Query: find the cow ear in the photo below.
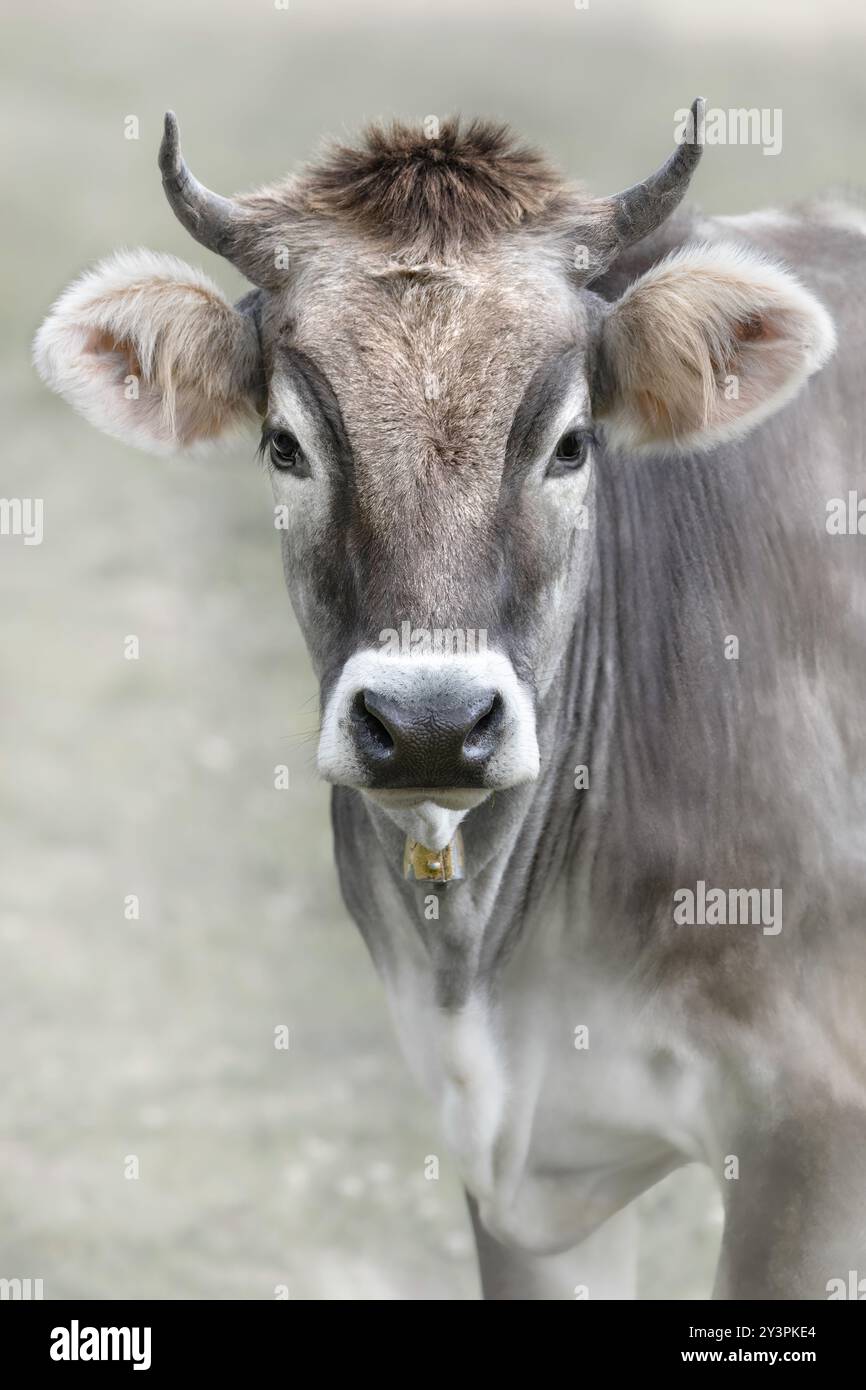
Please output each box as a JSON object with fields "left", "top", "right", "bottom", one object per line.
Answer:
{"left": 33, "top": 250, "right": 263, "bottom": 455}
{"left": 596, "top": 243, "right": 836, "bottom": 453}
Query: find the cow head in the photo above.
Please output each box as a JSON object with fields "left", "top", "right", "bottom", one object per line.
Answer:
{"left": 35, "top": 101, "right": 835, "bottom": 852}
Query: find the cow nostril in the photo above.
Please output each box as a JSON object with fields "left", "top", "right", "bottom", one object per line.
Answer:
{"left": 349, "top": 686, "right": 505, "bottom": 783}
{"left": 463, "top": 693, "right": 504, "bottom": 758}
{"left": 351, "top": 691, "right": 395, "bottom": 756}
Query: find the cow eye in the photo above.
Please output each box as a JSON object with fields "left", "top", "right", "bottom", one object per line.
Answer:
{"left": 548, "top": 428, "right": 592, "bottom": 476}
{"left": 269, "top": 430, "right": 302, "bottom": 469}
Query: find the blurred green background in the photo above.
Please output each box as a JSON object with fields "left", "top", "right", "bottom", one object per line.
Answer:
{"left": 2, "top": 0, "right": 863, "bottom": 1299}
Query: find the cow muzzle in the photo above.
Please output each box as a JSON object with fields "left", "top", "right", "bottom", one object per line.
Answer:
{"left": 317, "top": 649, "right": 540, "bottom": 847}
{"left": 351, "top": 684, "right": 504, "bottom": 788}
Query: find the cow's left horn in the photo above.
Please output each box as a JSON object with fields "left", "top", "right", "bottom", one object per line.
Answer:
{"left": 577, "top": 97, "right": 706, "bottom": 279}
{"left": 159, "top": 112, "right": 268, "bottom": 286}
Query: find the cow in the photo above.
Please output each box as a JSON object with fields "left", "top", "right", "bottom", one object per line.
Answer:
{"left": 34, "top": 99, "right": 866, "bottom": 1300}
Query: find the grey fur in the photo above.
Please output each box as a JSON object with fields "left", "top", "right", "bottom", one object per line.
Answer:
{"left": 34, "top": 110, "right": 866, "bottom": 1299}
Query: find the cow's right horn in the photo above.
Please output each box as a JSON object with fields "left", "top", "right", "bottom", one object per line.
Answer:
{"left": 159, "top": 112, "right": 278, "bottom": 288}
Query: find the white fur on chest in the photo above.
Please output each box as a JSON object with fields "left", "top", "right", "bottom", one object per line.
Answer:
{"left": 381, "top": 882, "right": 716, "bottom": 1250}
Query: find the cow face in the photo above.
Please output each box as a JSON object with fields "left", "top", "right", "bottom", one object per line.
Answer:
{"left": 34, "top": 111, "right": 835, "bottom": 848}
{"left": 259, "top": 245, "right": 600, "bottom": 844}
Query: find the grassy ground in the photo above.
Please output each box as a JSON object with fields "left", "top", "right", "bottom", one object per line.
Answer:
{"left": 2, "top": 0, "right": 862, "bottom": 1298}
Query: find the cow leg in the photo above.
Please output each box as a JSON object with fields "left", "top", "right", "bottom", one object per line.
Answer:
{"left": 466, "top": 1194, "right": 637, "bottom": 1300}
{"left": 713, "top": 1104, "right": 866, "bottom": 1300}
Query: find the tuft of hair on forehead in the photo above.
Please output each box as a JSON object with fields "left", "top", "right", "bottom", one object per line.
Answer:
{"left": 294, "top": 117, "right": 566, "bottom": 259}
